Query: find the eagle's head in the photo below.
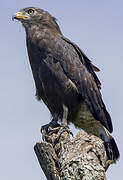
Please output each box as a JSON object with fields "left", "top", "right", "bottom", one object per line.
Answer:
{"left": 12, "top": 7, "right": 61, "bottom": 33}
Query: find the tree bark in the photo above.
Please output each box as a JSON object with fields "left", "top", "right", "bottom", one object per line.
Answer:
{"left": 34, "top": 127, "right": 112, "bottom": 180}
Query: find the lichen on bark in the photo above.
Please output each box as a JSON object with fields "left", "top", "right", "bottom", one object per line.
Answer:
{"left": 34, "top": 127, "right": 112, "bottom": 180}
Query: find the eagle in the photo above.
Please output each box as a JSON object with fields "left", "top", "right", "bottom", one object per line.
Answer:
{"left": 13, "top": 7, "right": 119, "bottom": 161}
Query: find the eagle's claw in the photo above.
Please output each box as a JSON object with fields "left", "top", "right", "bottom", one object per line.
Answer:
{"left": 41, "top": 120, "right": 60, "bottom": 140}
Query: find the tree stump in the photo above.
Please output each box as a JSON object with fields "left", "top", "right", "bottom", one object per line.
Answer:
{"left": 34, "top": 127, "right": 113, "bottom": 180}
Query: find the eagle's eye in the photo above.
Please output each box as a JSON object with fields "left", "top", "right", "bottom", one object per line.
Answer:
{"left": 27, "top": 9, "right": 34, "bottom": 15}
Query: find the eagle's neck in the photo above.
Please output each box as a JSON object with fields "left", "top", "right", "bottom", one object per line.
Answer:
{"left": 24, "top": 20, "right": 62, "bottom": 40}
{"left": 25, "top": 23, "right": 62, "bottom": 50}
{"left": 25, "top": 25, "right": 41, "bottom": 38}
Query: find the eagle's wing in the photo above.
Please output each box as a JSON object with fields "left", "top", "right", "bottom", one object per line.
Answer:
{"left": 52, "top": 36, "right": 113, "bottom": 133}
{"left": 62, "top": 37, "right": 101, "bottom": 89}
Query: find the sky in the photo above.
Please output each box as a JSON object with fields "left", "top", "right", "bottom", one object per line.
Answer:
{"left": 0, "top": 0, "right": 123, "bottom": 179}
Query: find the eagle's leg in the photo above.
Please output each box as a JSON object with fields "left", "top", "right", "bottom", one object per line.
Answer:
{"left": 53, "top": 104, "right": 73, "bottom": 141}
{"left": 41, "top": 105, "right": 72, "bottom": 141}
{"left": 41, "top": 104, "right": 68, "bottom": 134}
{"left": 51, "top": 104, "right": 73, "bottom": 145}
{"left": 61, "top": 104, "right": 68, "bottom": 126}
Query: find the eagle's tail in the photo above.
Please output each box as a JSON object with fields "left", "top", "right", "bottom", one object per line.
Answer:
{"left": 101, "top": 128, "right": 120, "bottom": 161}
{"left": 104, "top": 137, "right": 120, "bottom": 161}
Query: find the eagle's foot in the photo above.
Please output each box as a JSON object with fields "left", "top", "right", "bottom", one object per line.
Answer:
{"left": 41, "top": 122, "right": 73, "bottom": 143}
{"left": 41, "top": 120, "right": 60, "bottom": 141}
{"left": 53, "top": 125, "right": 73, "bottom": 145}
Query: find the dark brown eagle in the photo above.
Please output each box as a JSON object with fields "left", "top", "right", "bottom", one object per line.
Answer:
{"left": 13, "top": 7, "right": 119, "bottom": 161}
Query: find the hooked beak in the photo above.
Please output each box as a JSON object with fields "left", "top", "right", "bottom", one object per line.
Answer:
{"left": 12, "top": 11, "right": 28, "bottom": 21}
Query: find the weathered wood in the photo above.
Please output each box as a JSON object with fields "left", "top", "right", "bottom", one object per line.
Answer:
{"left": 34, "top": 127, "right": 112, "bottom": 180}
{"left": 34, "top": 142, "right": 60, "bottom": 180}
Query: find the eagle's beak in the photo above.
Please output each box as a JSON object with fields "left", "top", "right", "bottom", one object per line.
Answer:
{"left": 12, "top": 12, "right": 28, "bottom": 21}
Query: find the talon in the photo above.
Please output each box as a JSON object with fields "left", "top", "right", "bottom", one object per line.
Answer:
{"left": 41, "top": 124, "right": 50, "bottom": 134}
{"left": 41, "top": 120, "right": 60, "bottom": 141}
{"left": 53, "top": 125, "right": 73, "bottom": 146}
{"left": 63, "top": 126, "right": 73, "bottom": 137}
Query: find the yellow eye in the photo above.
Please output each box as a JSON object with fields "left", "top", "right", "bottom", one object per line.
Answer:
{"left": 27, "top": 9, "right": 34, "bottom": 14}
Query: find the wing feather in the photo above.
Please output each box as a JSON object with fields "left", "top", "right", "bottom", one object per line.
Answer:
{"left": 62, "top": 37, "right": 101, "bottom": 89}
{"left": 53, "top": 36, "right": 113, "bottom": 133}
